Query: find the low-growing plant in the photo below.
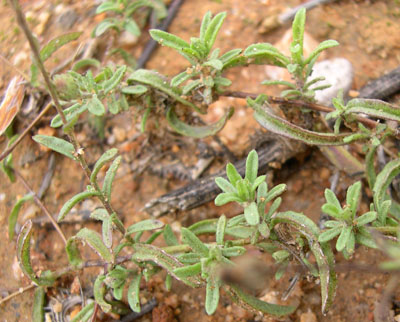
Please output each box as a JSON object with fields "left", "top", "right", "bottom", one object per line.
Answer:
{"left": 2, "top": 2, "right": 400, "bottom": 321}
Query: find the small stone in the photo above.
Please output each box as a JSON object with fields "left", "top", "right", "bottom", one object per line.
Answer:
{"left": 13, "top": 51, "right": 28, "bottom": 66}
{"left": 118, "top": 31, "right": 139, "bottom": 47}
{"left": 35, "top": 11, "right": 51, "bottom": 35}
{"left": 56, "top": 9, "right": 79, "bottom": 29}
{"left": 310, "top": 58, "right": 353, "bottom": 106}
{"left": 320, "top": 167, "right": 330, "bottom": 181}
{"left": 300, "top": 311, "right": 317, "bottom": 322}
{"left": 113, "top": 127, "right": 127, "bottom": 142}
{"left": 164, "top": 293, "right": 179, "bottom": 308}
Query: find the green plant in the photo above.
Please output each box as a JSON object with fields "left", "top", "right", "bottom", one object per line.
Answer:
{"left": 2, "top": 2, "right": 400, "bottom": 321}
{"left": 92, "top": 0, "right": 167, "bottom": 38}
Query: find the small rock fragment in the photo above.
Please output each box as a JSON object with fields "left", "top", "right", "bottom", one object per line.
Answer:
{"left": 300, "top": 311, "right": 317, "bottom": 322}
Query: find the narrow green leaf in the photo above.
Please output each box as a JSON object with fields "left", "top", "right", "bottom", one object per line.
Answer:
{"left": 205, "top": 276, "right": 220, "bottom": 315}
{"left": 216, "top": 215, "right": 227, "bottom": 245}
{"left": 324, "top": 189, "right": 342, "bottom": 210}
{"left": 128, "top": 274, "right": 142, "bottom": 313}
{"left": 32, "top": 287, "right": 45, "bottom": 322}
{"left": 103, "top": 65, "right": 127, "bottom": 93}
{"left": 129, "top": 69, "right": 202, "bottom": 113}
{"left": 266, "top": 197, "right": 282, "bottom": 219}
{"left": 336, "top": 226, "right": 352, "bottom": 252}
{"left": 123, "top": 18, "right": 140, "bottom": 36}
{"left": 261, "top": 80, "right": 297, "bottom": 88}
{"left": 51, "top": 103, "right": 87, "bottom": 128}
{"left": 132, "top": 243, "right": 201, "bottom": 287}
{"left": 121, "top": 85, "right": 148, "bottom": 95}
{"left": 251, "top": 175, "right": 266, "bottom": 193}
{"left": 87, "top": 95, "right": 105, "bottom": 116}
{"left": 354, "top": 211, "right": 377, "bottom": 227}
{"left": 321, "top": 203, "right": 341, "bottom": 219}
{"left": 90, "top": 208, "right": 109, "bottom": 221}
{"left": 250, "top": 101, "right": 349, "bottom": 145}
{"left": 94, "top": 275, "right": 112, "bottom": 313}
{"left": 96, "top": 1, "right": 121, "bottom": 14}
{"left": 373, "top": 158, "right": 400, "bottom": 210}
{"left": 167, "top": 106, "right": 233, "bottom": 138}
{"left": 58, "top": 191, "right": 100, "bottom": 222}
{"left": 71, "top": 302, "right": 95, "bottom": 322}
{"left": 243, "top": 43, "right": 289, "bottom": 67}
{"left": 304, "top": 40, "right": 339, "bottom": 65}
{"left": 229, "top": 284, "right": 296, "bottom": 316}
{"left": 93, "top": 19, "right": 119, "bottom": 37}
{"left": 215, "top": 177, "right": 236, "bottom": 193}
{"left": 102, "top": 156, "right": 122, "bottom": 201}
{"left": 245, "top": 150, "right": 258, "bottom": 184}
{"left": 220, "top": 48, "right": 242, "bottom": 64}
{"left": 66, "top": 237, "right": 83, "bottom": 268}
{"left": 291, "top": 8, "right": 306, "bottom": 60}
{"left": 346, "top": 181, "right": 361, "bottom": 216}
{"left": 244, "top": 202, "right": 260, "bottom": 225}
{"left": 90, "top": 148, "right": 119, "bottom": 183}
{"left": 366, "top": 145, "right": 377, "bottom": 189}
{"left": 204, "top": 12, "right": 226, "bottom": 51}
{"left": 102, "top": 217, "right": 113, "bottom": 248}
{"left": 181, "top": 227, "right": 209, "bottom": 257}
{"left": 226, "top": 163, "right": 242, "bottom": 186}
{"left": 149, "top": 29, "right": 190, "bottom": 51}
{"left": 173, "top": 262, "right": 202, "bottom": 278}
{"left": 318, "top": 227, "right": 342, "bottom": 243}
{"left": 170, "top": 71, "right": 192, "bottom": 87}
{"left": 203, "top": 59, "right": 223, "bottom": 70}
{"left": 33, "top": 135, "right": 76, "bottom": 160}
{"left": 40, "top": 32, "right": 82, "bottom": 62}
{"left": 222, "top": 246, "right": 246, "bottom": 257}
{"left": 126, "top": 219, "right": 164, "bottom": 235}
{"left": 17, "top": 220, "right": 39, "bottom": 284}
{"left": 8, "top": 194, "right": 34, "bottom": 240}
{"left": 76, "top": 228, "right": 113, "bottom": 262}
{"left": 323, "top": 220, "right": 341, "bottom": 228}
{"left": 200, "top": 11, "right": 212, "bottom": 42}
{"left": 346, "top": 99, "right": 400, "bottom": 122}
{"left": 265, "top": 184, "right": 286, "bottom": 203}
{"left": 163, "top": 224, "right": 179, "bottom": 246}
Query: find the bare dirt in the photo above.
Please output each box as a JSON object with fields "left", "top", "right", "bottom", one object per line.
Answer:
{"left": 1, "top": 0, "right": 400, "bottom": 321}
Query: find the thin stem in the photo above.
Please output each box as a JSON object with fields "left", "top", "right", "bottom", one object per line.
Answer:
{"left": 13, "top": 168, "right": 67, "bottom": 245}
{"left": 0, "top": 101, "right": 53, "bottom": 162}
{"left": 0, "top": 284, "right": 35, "bottom": 306}
{"left": 9, "top": 0, "right": 125, "bottom": 235}
{"left": 221, "top": 91, "right": 379, "bottom": 129}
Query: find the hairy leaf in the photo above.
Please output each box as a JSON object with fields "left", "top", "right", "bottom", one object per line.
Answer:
{"left": 245, "top": 150, "right": 258, "bottom": 184}
{"left": 71, "top": 302, "right": 95, "bottom": 322}
{"left": 126, "top": 219, "right": 164, "bottom": 235}
{"left": 9, "top": 194, "right": 34, "bottom": 240}
{"left": 204, "top": 12, "right": 226, "bottom": 51}
{"left": 305, "top": 40, "right": 339, "bottom": 65}
{"left": 346, "top": 99, "right": 400, "bottom": 122}
{"left": 17, "top": 220, "right": 40, "bottom": 284}
{"left": 181, "top": 227, "right": 209, "bottom": 257}
{"left": 40, "top": 32, "right": 82, "bottom": 62}
{"left": 128, "top": 273, "right": 142, "bottom": 312}
{"left": 166, "top": 106, "right": 233, "bottom": 138}
{"left": 94, "top": 275, "right": 112, "bottom": 313}
{"left": 32, "top": 287, "right": 45, "bottom": 322}
{"left": 373, "top": 158, "right": 400, "bottom": 210}
{"left": 102, "top": 156, "right": 122, "bottom": 200}
{"left": 90, "top": 148, "right": 119, "bottom": 183}
{"left": 76, "top": 228, "right": 113, "bottom": 262}
{"left": 58, "top": 191, "right": 100, "bottom": 222}
{"left": 216, "top": 215, "right": 227, "bottom": 245}
{"left": 33, "top": 135, "right": 76, "bottom": 160}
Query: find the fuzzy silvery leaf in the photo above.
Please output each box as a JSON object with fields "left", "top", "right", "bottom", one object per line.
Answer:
{"left": 216, "top": 215, "right": 227, "bottom": 245}
{"left": 324, "top": 189, "right": 342, "bottom": 210}
{"left": 51, "top": 103, "right": 87, "bottom": 128}
{"left": 32, "top": 287, "right": 45, "bottom": 322}
{"left": 58, "top": 190, "right": 100, "bottom": 222}
{"left": 128, "top": 273, "right": 142, "bottom": 312}
{"left": 291, "top": 8, "right": 306, "bottom": 60}
{"left": 236, "top": 180, "right": 250, "bottom": 201}
{"left": 123, "top": 18, "right": 140, "bottom": 36}
{"left": 346, "top": 181, "right": 361, "bottom": 217}
{"left": 90, "top": 148, "right": 119, "bottom": 183}
{"left": 166, "top": 106, "right": 233, "bottom": 138}
{"left": 215, "top": 177, "right": 236, "bottom": 193}
{"left": 244, "top": 43, "right": 289, "bottom": 67}
{"left": 8, "top": 194, "right": 33, "bottom": 240}
{"left": 305, "top": 40, "right": 339, "bottom": 65}
{"left": 96, "top": 1, "right": 121, "bottom": 14}
{"left": 373, "top": 158, "right": 400, "bottom": 211}
{"left": 244, "top": 202, "right": 260, "bottom": 225}
{"left": 17, "top": 221, "right": 40, "bottom": 284}
{"left": 93, "top": 19, "right": 119, "bottom": 37}
{"left": 170, "top": 71, "right": 192, "bottom": 87}
{"left": 354, "top": 211, "right": 377, "bottom": 227}
{"left": 221, "top": 246, "right": 246, "bottom": 257}
{"left": 149, "top": 29, "right": 190, "bottom": 52}
{"left": 199, "top": 11, "right": 212, "bottom": 42}
{"left": 121, "top": 85, "right": 148, "bottom": 95}
{"left": 76, "top": 228, "right": 113, "bottom": 262}
{"left": 66, "top": 237, "right": 83, "bottom": 268}
{"left": 163, "top": 224, "right": 179, "bottom": 246}
{"left": 126, "top": 219, "right": 164, "bottom": 235}
{"left": 102, "top": 156, "right": 121, "bottom": 200}
{"left": 226, "top": 163, "right": 242, "bottom": 186}
{"left": 205, "top": 273, "right": 221, "bottom": 315}
{"left": 103, "top": 65, "right": 127, "bottom": 94}
{"left": 265, "top": 184, "right": 286, "bottom": 203}
{"left": 265, "top": 197, "right": 282, "bottom": 220}
{"left": 173, "top": 262, "right": 202, "bottom": 278}
{"left": 245, "top": 150, "right": 258, "bottom": 184}
{"left": 94, "top": 275, "right": 112, "bottom": 313}
{"left": 33, "top": 135, "right": 76, "bottom": 160}
{"left": 181, "top": 227, "right": 209, "bottom": 257}
{"left": 318, "top": 227, "right": 342, "bottom": 243}
{"left": 336, "top": 226, "right": 351, "bottom": 252}
{"left": 203, "top": 59, "right": 223, "bottom": 71}
{"left": 204, "top": 12, "right": 226, "bottom": 51}
{"left": 40, "top": 32, "right": 82, "bottom": 62}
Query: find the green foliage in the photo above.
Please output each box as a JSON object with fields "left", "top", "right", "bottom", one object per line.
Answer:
{"left": 93, "top": 0, "right": 167, "bottom": 37}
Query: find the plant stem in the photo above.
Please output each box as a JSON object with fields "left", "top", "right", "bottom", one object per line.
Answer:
{"left": 221, "top": 90, "right": 379, "bottom": 129}
{"left": 9, "top": 0, "right": 125, "bottom": 235}
{"left": 13, "top": 168, "right": 67, "bottom": 245}
{"left": 0, "top": 284, "right": 35, "bottom": 306}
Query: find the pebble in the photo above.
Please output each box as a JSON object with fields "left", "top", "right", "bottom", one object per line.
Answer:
{"left": 13, "top": 51, "right": 28, "bottom": 66}
{"left": 56, "top": 8, "right": 79, "bottom": 29}
{"left": 118, "top": 31, "right": 139, "bottom": 47}
{"left": 310, "top": 58, "right": 353, "bottom": 106}
{"left": 34, "top": 11, "right": 51, "bottom": 35}
{"left": 394, "top": 315, "right": 400, "bottom": 322}
{"left": 164, "top": 293, "right": 179, "bottom": 308}
{"left": 300, "top": 311, "right": 317, "bottom": 322}
{"left": 113, "top": 126, "right": 127, "bottom": 142}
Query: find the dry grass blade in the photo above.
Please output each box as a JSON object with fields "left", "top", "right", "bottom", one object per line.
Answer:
{"left": 0, "top": 76, "right": 24, "bottom": 135}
